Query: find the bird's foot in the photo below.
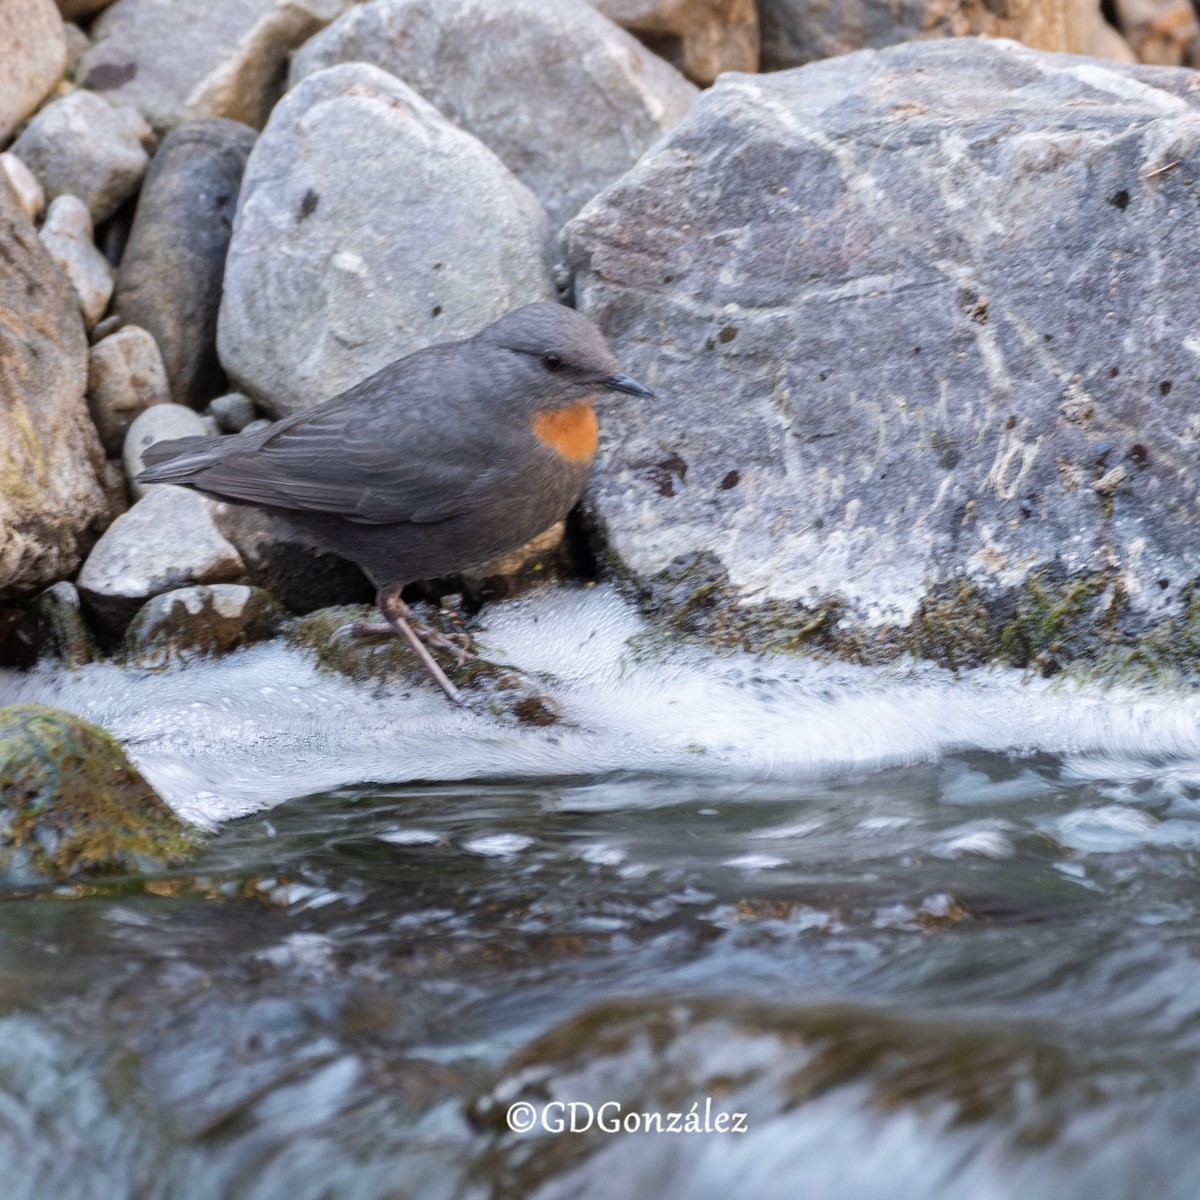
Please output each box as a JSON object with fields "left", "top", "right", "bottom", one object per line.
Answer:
{"left": 409, "top": 622, "right": 473, "bottom": 665}
{"left": 329, "top": 619, "right": 472, "bottom": 665}
{"left": 329, "top": 620, "right": 394, "bottom": 645}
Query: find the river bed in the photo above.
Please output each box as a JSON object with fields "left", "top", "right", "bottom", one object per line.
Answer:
{"left": 1, "top": 586, "right": 1199, "bottom": 1198}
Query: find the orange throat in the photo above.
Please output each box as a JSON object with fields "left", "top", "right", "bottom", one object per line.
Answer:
{"left": 531, "top": 401, "right": 599, "bottom": 463}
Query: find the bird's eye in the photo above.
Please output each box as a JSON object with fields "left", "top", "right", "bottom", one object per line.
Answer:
{"left": 542, "top": 352, "right": 563, "bottom": 371}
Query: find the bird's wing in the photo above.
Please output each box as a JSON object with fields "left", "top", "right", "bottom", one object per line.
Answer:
{"left": 143, "top": 374, "right": 499, "bottom": 526}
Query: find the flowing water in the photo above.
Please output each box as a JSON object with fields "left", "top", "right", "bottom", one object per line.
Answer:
{"left": 2, "top": 585, "right": 1200, "bottom": 1199}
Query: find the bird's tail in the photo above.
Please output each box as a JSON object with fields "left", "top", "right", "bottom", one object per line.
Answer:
{"left": 137, "top": 434, "right": 229, "bottom": 484}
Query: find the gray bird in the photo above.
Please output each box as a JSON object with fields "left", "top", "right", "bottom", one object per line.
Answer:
{"left": 137, "top": 303, "right": 653, "bottom": 702}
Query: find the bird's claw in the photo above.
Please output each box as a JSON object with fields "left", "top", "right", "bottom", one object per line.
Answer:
{"left": 411, "top": 624, "right": 474, "bottom": 665}
{"left": 329, "top": 620, "right": 393, "bottom": 646}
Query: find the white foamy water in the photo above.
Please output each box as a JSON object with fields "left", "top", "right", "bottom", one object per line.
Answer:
{"left": 2, "top": 585, "right": 1199, "bottom": 826}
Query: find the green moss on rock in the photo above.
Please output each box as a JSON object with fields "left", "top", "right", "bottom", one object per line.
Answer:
{"left": 995, "top": 571, "right": 1109, "bottom": 674}
{"left": 0, "top": 704, "right": 200, "bottom": 884}
{"left": 120, "top": 584, "right": 283, "bottom": 668}
{"left": 633, "top": 549, "right": 1129, "bottom": 679}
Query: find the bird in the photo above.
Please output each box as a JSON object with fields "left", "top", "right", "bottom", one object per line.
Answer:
{"left": 136, "top": 302, "right": 654, "bottom": 703}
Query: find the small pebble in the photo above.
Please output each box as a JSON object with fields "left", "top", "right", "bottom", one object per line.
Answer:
{"left": 0, "top": 152, "right": 45, "bottom": 221}
{"left": 207, "top": 392, "right": 257, "bottom": 434}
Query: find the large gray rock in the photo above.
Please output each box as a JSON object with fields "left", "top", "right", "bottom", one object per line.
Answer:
{"left": 39, "top": 194, "right": 114, "bottom": 329}
{"left": 86, "top": 324, "right": 171, "bottom": 455}
{"left": 757, "top": 0, "right": 1118, "bottom": 69}
{"left": 76, "top": 0, "right": 354, "bottom": 134}
{"left": 565, "top": 39, "right": 1200, "bottom": 668}
{"left": 77, "top": 485, "right": 246, "bottom": 632}
{"left": 219, "top": 63, "right": 556, "bottom": 418}
{"left": 11, "top": 90, "right": 154, "bottom": 224}
{"left": 0, "top": 176, "right": 110, "bottom": 601}
{"left": 0, "top": 0, "right": 66, "bottom": 145}
{"left": 112, "top": 118, "right": 256, "bottom": 408}
{"left": 589, "top": 0, "right": 760, "bottom": 85}
{"left": 289, "top": 0, "right": 697, "bottom": 231}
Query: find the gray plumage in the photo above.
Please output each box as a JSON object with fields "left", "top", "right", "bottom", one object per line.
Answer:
{"left": 138, "top": 302, "right": 651, "bottom": 594}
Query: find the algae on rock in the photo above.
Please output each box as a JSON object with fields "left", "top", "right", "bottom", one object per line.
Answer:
{"left": 0, "top": 704, "right": 199, "bottom": 884}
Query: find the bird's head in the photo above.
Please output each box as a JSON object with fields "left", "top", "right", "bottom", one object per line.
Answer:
{"left": 474, "top": 302, "right": 654, "bottom": 415}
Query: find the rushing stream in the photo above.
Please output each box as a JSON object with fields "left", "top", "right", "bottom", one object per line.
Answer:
{"left": 2, "top": 585, "right": 1200, "bottom": 1198}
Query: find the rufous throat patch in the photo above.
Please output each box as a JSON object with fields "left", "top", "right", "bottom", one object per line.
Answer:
{"left": 532, "top": 402, "right": 599, "bottom": 462}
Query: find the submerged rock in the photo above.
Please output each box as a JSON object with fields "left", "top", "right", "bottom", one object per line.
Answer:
{"left": 113, "top": 118, "right": 257, "bottom": 409}
{"left": 290, "top": 0, "right": 698, "bottom": 230}
{"left": 121, "top": 583, "right": 282, "bottom": 666}
{"left": 0, "top": 704, "right": 197, "bottom": 884}
{"left": 218, "top": 63, "right": 555, "bottom": 418}
{"left": 565, "top": 39, "right": 1200, "bottom": 671}
{"left": 0, "top": 176, "right": 111, "bottom": 601}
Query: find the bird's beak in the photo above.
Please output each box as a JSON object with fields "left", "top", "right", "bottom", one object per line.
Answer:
{"left": 604, "top": 372, "right": 654, "bottom": 398}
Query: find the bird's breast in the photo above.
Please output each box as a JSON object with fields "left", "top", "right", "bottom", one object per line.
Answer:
{"left": 530, "top": 401, "right": 599, "bottom": 463}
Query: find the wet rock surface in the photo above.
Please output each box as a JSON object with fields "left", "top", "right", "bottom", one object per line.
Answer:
{"left": 290, "top": 0, "right": 698, "bottom": 230}
{"left": 0, "top": 703, "right": 196, "bottom": 883}
{"left": 0, "top": 178, "right": 110, "bottom": 601}
{"left": 121, "top": 583, "right": 282, "bottom": 665}
{"left": 11, "top": 89, "right": 154, "bottom": 224}
{"left": 112, "top": 118, "right": 257, "bottom": 409}
{"left": 566, "top": 38, "right": 1200, "bottom": 667}
{"left": 77, "top": 485, "right": 246, "bottom": 633}
{"left": 32, "top": 581, "right": 98, "bottom": 667}
{"left": 218, "top": 63, "right": 555, "bottom": 418}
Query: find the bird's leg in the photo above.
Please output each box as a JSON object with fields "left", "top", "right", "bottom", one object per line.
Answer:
{"left": 378, "top": 589, "right": 462, "bottom": 704}
{"left": 406, "top": 617, "right": 473, "bottom": 664}
{"left": 330, "top": 615, "right": 473, "bottom": 664}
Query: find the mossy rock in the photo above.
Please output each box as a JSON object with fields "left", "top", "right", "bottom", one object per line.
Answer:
{"left": 120, "top": 584, "right": 283, "bottom": 668}
{"left": 0, "top": 705, "right": 200, "bottom": 884}
{"left": 285, "top": 604, "right": 559, "bottom": 722}
{"left": 633, "top": 550, "right": 1135, "bottom": 679}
